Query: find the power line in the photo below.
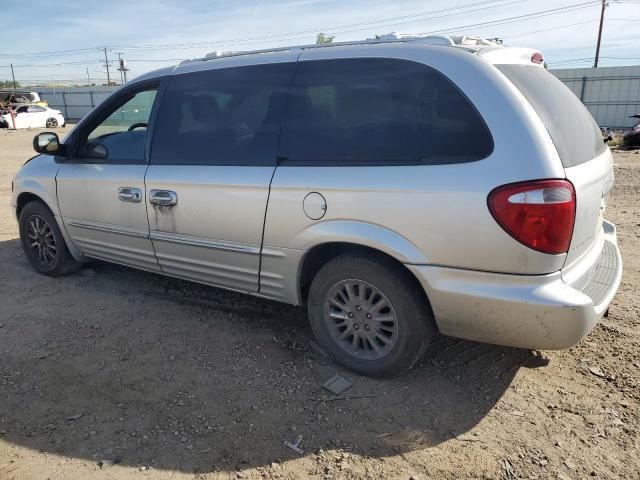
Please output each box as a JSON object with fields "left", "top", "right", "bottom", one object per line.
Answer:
{"left": 124, "top": 0, "right": 598, "bottom": 51}
{"left": 500, "top": 17, "right": 639, "bottom": 39}
{"left": 0, "top": 60, "right": 106, "bottom": 68}
{"left": 175, "top": 0, "right": 600, "bottom": 49}
{"left": 0, "top": 47, "right": 99, "bottom": 59}
{"left": 111, "top": 0, "right": 528, "bottom": 50}
{"left": 17, "top": 13, "right": 630, "bottom": 69}
{"left": 0, "top": 0, "right": 520, "bottom": 57}
{"left": 412, "top": 1, "right": 601, "bottom": 36}
{"left": 0, "top": 0, "right": 588, "bottom": 57}
{"left": 89, "top": 0, "right": 602, "bottom": 60}
{"left": 502, "top": 19, "right": 597, "bottom": 38}
{"left": 2, "top": 0, "right": 636, "bottom": 81}
{"left": 125, "top": 58, "right": 186, "bottom": 62}
{"left": 548, "top": 55, "right": 640, "bottom": 65}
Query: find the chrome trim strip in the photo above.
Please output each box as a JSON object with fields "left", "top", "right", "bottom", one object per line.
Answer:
{"left": 149, "top": 230, "right": 260, "bottom": 255}
{"left": 66, "top": 219, "right": 149, "bottom": 239}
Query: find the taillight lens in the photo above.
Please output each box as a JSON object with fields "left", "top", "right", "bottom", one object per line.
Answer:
{"left": 488, "top": 180, "right": 576, "bottom": 255}
{"left": 531, "top": 52, "right": 544, "bottom": 64}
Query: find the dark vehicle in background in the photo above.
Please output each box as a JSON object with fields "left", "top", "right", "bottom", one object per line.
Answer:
{"left": 623, "top": 114, "right": 640, "bottom": 147}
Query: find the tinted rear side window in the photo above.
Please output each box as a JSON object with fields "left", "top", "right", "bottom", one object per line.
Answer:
{"left": 497, "top": 65, "right": 606, "bottom": 168}
{"left": 279, "top": 58, "right": 493, "bottom": 165}
{"left": 151, "top": 62, "right": 295, "bottom": 166}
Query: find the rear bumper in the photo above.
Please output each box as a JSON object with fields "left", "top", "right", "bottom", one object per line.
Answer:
{"left": 407, "top": 220, "right": 622, "bottom": 350}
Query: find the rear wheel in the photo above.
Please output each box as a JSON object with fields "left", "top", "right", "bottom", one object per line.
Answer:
{"left": 45, "top": 117, "right": 58, "bottom": 128}
{"left": 308, "top": 253, "right": 436, "bottom": 377}
{"left": 19, "top": 201, "right": 80, "bottom": 276}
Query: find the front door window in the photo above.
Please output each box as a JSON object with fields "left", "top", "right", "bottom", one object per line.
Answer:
{"left": 80, "top": 88, "right": 158, "bottom": 164}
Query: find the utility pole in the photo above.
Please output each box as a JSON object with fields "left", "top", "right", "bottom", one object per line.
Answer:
{"left": 116, "top": 53, "right": 129, "bottom": 84}
{"left": 116, "top": 52, "right": 124, "bottom": 85}
{"left": 594, "top": 0, "right": 607, "bottom": 68}
{"left": 103, "top": 47, "right": 111, "bottom": 85}
{"left": 86, "top": 68, "right": 91, "bottom": 86}
{"left": 10, "top": 63, "right": 16, "bottom": 89}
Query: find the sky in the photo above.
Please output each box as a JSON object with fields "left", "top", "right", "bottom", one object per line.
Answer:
{"left": 0, "top": 0, "right": 639, "bottom": 86}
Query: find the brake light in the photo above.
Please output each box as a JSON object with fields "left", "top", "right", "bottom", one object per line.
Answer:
{"left": 488, "top": 180, "right": 575, "bottom": 255}
{"left": 531, "top": 52, "right": 544, "bottom": 65}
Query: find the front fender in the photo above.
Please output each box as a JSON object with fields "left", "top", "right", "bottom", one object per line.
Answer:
{"left": 10, "top": 156, "right": 85, "bottom": 262}
{"left": 289, "top": 220, "right": 429, "bottom": 265}
{"left": 12, "top": 155, "right": 61, "bottom": 216}
{"left": 13, "top": 180, "right": 59, "bottom": 216}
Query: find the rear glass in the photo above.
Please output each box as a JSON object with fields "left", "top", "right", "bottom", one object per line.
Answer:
{"left": 497, "top": 65, "right": 606, "bottom": 168}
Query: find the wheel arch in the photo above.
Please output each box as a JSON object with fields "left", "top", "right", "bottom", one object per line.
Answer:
{"left": 290, "top": 220, "right": 429, "bottom": 264}
{"left": 288, "top": 220, "right": 430, "bottom": 303}
{"left": 16, "top": 190, "right": 57, "bottom": 219}
{"left": 15, "top": 190, "right": 85, "bottom": 262}
{"left": 297, "top": 241, "right": 433, "bottom": 318}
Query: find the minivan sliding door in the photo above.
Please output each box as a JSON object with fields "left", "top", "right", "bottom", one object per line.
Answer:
{"left": 146, "top": 59, "right": 296, "bottom": 292}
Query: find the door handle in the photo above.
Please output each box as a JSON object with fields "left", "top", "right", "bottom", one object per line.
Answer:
{"left": 149, "top": 189, "right": 178, "bottom": 206}
{"left": 118, "top": 187, "right": 142, "bottom": 203}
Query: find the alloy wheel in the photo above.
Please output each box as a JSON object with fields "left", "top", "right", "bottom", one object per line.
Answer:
{"left": 323, "top": 279, "right": 399, "bottom": 360}
{"left": 26, "top": 215, "right": 57, "bottom": 265}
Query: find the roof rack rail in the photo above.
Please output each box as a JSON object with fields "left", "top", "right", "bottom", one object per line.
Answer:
{"left": 180, "top": 32, "right": 504, "bottom": 65}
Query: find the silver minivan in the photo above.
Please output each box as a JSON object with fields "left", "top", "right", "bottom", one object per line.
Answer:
{"left": 12, "top": 35, "right": 622, "bottom": 376}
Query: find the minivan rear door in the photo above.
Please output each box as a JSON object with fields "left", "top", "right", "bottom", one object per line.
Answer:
{"left": 496, "top": 64, "right": 612, "bottom": 268}
{"left": 146, "top": 58, "right": 296, "bottom": 292}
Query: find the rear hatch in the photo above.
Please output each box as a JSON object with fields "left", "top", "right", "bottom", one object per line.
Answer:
{"left": 495, "top": 64, "right": 612, "bottom": 268}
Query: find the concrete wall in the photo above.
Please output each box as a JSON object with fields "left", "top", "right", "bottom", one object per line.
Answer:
{"left": 551, "top": 66, "right": 640, "bottom": 129}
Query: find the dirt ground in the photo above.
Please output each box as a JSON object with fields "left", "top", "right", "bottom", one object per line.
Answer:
{"left": 0, "top": 126, "right": 638, "bottom": 480}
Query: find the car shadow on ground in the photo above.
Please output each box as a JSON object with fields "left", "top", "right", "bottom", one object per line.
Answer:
{"left": 0, "top": 238, "right": 547, "bottom": 474}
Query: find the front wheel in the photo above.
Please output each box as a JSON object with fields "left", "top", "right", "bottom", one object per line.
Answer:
{"left": 19, "top": 201, "right": 81, "bottom": 276}
{"left": 45, "top": 117, "right": 58, "bottom": 128}
{"left": 308, "top": 253, "right": 436, "bottom": 377}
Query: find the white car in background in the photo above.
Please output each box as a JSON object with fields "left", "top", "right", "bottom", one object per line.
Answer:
{"left": 0, "top": 104, "right": 65, "bottom": 129}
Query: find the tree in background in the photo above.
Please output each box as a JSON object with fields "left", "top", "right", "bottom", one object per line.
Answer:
{"left": 316, "top": 33, "right": 335, "bottom": 45}
{"left": 0, "top": 80, "right": 20, "bottom": 88}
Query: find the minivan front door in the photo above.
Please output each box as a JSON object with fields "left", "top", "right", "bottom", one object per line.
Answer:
{"left": 146, "top": 59, "right": 296, "bottom": 292}
{"left": 57, "top": 84, "right": 161, "bottom": 272}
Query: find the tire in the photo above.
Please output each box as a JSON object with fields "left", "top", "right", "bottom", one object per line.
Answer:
{"left": 308, "top": 253, "right": 436, "bottom": 377}
{"left": 45, "top": 117, "right": 58, "bottom": 128}
{"left": 18, "top": 201, "right": 81, "bottom": 276}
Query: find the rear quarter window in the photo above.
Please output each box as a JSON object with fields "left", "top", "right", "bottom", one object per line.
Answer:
{"left": 278, "top": 58, "right": 493, "bottom": 165}
{"left": 496, "top": 65, "right": 606, "bottom": 168}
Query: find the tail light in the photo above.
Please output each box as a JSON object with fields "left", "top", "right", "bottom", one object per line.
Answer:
{"left": 488, "top": 180, "right": 576, "bottom": 255}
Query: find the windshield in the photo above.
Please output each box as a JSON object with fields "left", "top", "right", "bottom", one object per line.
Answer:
{"left": 497, "top": 65, "right": 606, "bottom": 168}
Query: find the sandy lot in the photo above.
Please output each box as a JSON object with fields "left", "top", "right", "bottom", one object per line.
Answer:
{"left": 0, "top": 126, "right": 638, "bottom": 480}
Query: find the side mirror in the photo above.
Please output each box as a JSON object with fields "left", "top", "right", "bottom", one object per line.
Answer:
{"left": 86, "top": 143, "right": 108, "bottom": 160}
{"left": 33, "top": 132, "right": 61, "bottom": 155}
